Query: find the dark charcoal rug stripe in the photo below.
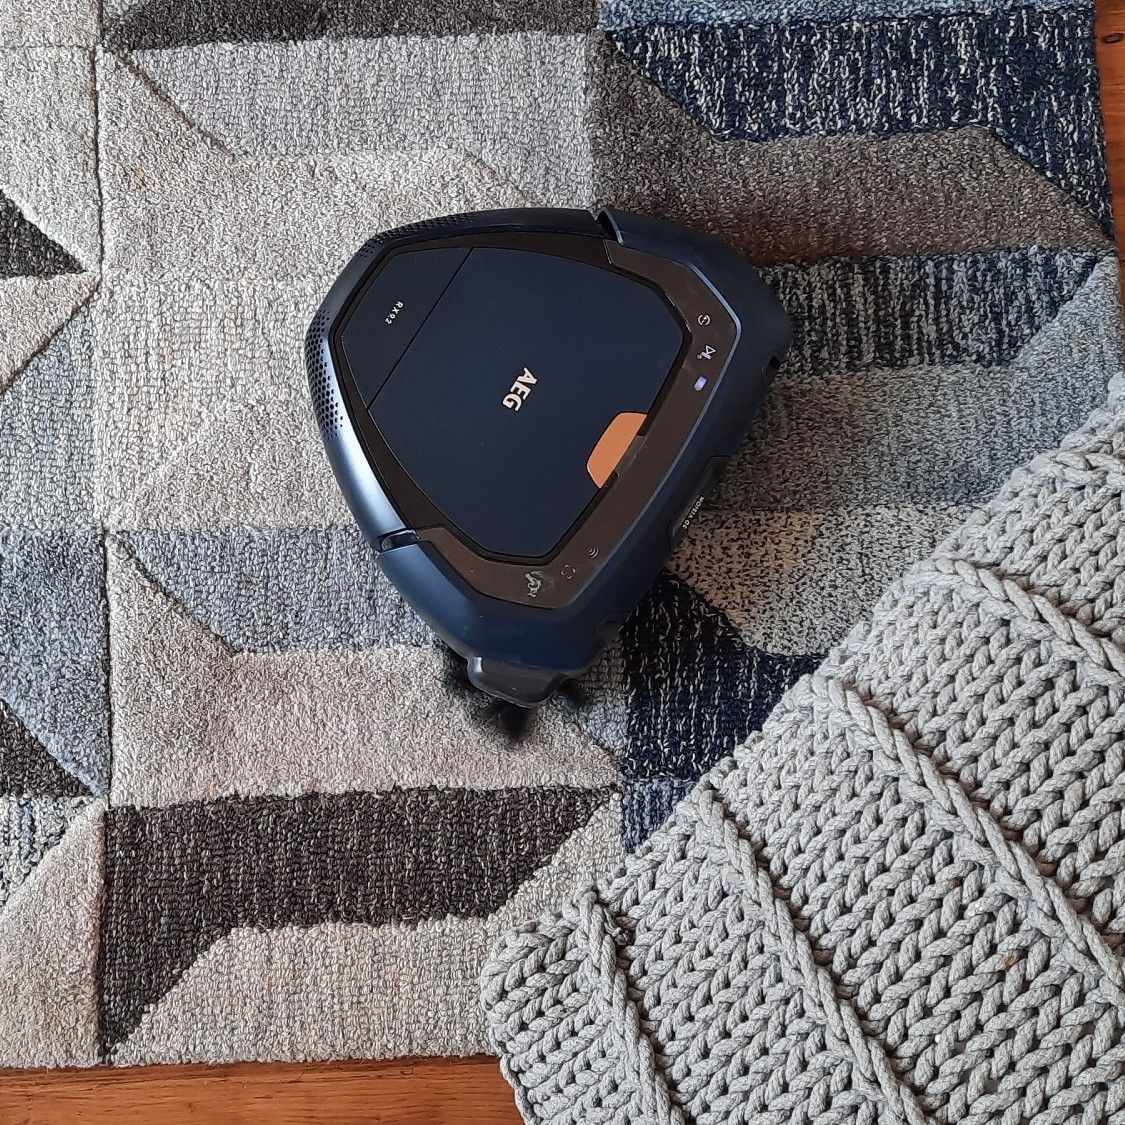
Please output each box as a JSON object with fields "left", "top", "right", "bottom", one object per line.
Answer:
{"left": 99, "top": 786, "right": 611, "bottom": 1052}
{"left": 105, "top": 0, "right": 597, "bottom": 51}
{"left": 0, "top": 194, "right": 82, "bottom": 278}
{"left": 0, "top": 702, "right": 90, "bottom": 798}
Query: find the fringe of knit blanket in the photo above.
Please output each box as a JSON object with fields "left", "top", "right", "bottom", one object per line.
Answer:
{"left": 483, "top": 375, "right": 1125, "bottom": 1124}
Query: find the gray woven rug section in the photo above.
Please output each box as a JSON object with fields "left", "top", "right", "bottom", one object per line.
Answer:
{"left": 0, "top": 0, "right": 1120, "bottom": 1069}
{"left": 483, "top": 376, "right": 1125, "bottom": 1121}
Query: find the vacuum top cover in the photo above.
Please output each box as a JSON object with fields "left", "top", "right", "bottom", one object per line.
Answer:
{"left": 339, "top": 246, "right": 685, "bottom": 559}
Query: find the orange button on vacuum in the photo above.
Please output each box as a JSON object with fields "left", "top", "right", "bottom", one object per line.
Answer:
{"left": 586, "top": 412, "right": 646, "bottom": 488}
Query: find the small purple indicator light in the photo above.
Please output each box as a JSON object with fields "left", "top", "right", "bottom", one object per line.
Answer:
{"left": 693, "top": 376, "right": 709, "bottom": 392}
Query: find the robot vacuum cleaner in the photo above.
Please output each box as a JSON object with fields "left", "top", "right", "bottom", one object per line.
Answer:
{"left": 306, "top": 207, "right": 790, "bottom": 708}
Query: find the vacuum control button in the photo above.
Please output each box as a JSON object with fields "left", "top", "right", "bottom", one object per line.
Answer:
{"left": 521, "top": 568, "right": 554, "bottom": 601}
{"left": 340, "top": 247, "right": 470, "bottom": 407}
{"left": 587, "top": 411, "right": 646, "bottom": 487}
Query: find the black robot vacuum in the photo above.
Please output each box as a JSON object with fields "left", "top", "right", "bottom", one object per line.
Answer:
{"left": 306, "top": 208, "right": 790, "bottom": 707}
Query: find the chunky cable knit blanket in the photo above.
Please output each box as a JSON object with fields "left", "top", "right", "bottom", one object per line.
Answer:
{"left": 483, "top": 377, "right": 1125, "bottom": 1124}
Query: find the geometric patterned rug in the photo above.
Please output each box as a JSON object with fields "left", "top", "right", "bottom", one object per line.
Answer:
{"left": 0, "top": 0, "right": 1119, "bottom": 1066}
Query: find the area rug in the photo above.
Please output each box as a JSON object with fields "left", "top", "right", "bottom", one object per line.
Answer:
{"left": 0, "top": 0, "right": 1119, "bottom": 1067}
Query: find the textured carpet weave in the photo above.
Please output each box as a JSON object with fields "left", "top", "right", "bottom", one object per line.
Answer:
{"left": 0, "top": 0, "right": 1120, "bottom": 1068}
{"left": 484, "top": 378, "right": 1125, "bottom": 1121}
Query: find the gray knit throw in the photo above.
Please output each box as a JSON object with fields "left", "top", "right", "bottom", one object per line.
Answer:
{"left": 482, "top": 378, "right": 1125, "bottom": 1124}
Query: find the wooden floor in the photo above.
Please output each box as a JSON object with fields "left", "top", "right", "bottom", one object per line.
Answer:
{"left": 4, "top": 8, "right": 1125, "bottom": 1124}
{"left": 0, "top": 1057, "right": 521, "bottom": 1123}
{"left": 1100, "top": 1, "right": 1125, "bottom": 278}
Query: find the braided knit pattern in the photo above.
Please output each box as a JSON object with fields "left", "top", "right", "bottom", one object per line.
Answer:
{"left": 482, "top": 383, "right": 1125, "bottom": 1124}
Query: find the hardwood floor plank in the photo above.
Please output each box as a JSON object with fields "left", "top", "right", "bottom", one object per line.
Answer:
{"left": 0, "top": 1057, "right": 522, "bottom": 1124}
{"left": 1099, "top": 0, "right": 1125, "bottom": 254}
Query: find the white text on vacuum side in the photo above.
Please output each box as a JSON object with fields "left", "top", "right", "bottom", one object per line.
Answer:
{"left": 503, "top": 368, "right": 537, "bottom": 411}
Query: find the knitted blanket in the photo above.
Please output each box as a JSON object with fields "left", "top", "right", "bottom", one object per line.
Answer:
{"left": 483, "top": 378, "right": 1125, "bottom": 1122}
